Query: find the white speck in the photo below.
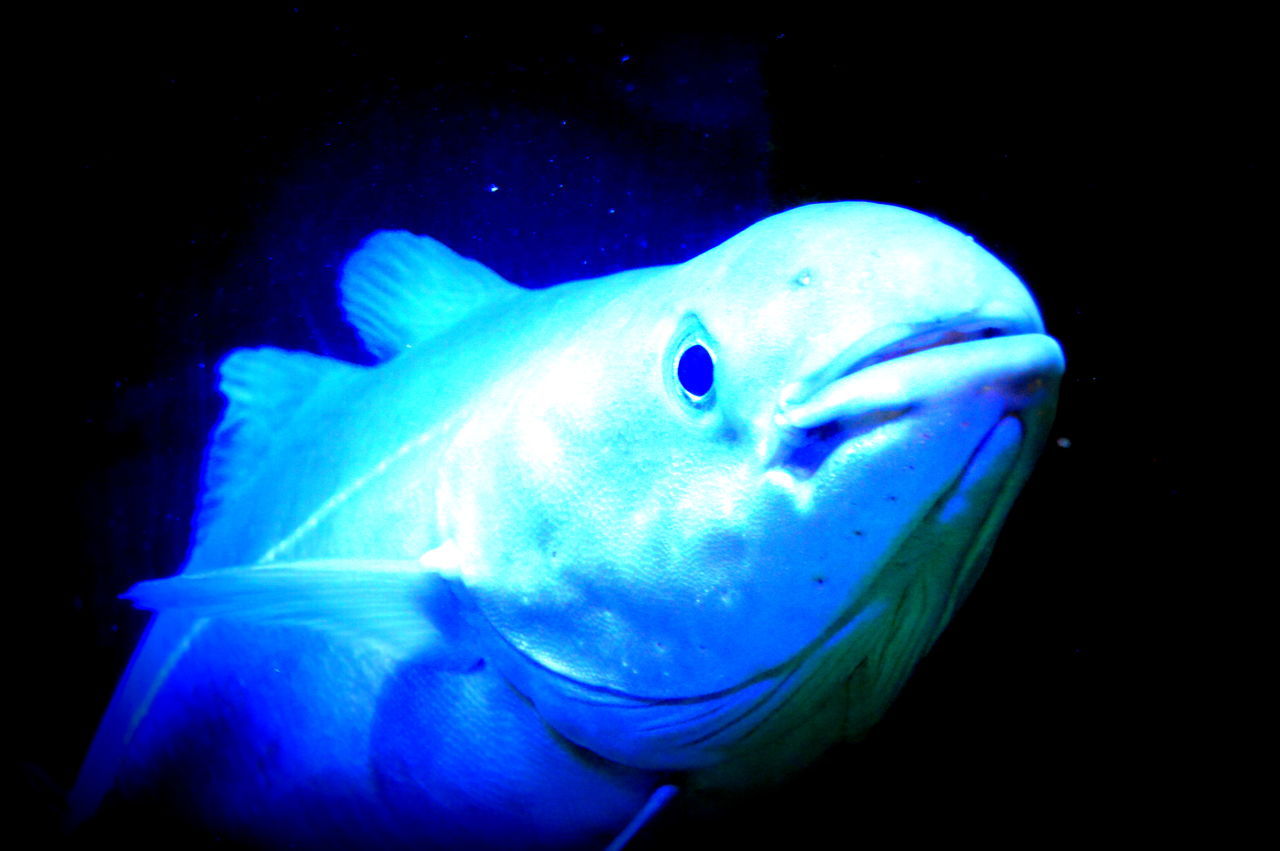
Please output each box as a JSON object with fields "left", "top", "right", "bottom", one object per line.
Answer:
{"left": 487, "top": 183, "right": 499, "bottom": 193}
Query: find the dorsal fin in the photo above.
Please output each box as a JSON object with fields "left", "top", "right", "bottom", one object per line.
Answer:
{"left": 340, "top": 230, "right": 519, "bottom": 361}
{"left": 195, "top": 347, "right": 365, "bottom": 544}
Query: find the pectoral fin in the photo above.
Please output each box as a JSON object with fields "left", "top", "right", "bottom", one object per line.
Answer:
{"left": 123, "top": 558, "right": 462, "bottom": 663}
{"left": 70, "top": 548, "right": 476, "bottom": 830}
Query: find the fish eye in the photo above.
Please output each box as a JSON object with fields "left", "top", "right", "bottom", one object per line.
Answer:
{"left": 678, "top": 344, "right": 714, "bottom": 398}
{"left": 665, "top": 315, "right": 718, "bottom": 413}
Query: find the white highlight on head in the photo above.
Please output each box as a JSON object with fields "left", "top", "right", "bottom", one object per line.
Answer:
{"left": 763, "top": 467, "right": 814, "bottom": 513}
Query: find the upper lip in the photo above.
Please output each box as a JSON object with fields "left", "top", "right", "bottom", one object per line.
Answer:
{"left": 770, "top": 313, "right": 1060, "bottom": 477}
{"left": 778, "top": 314, "right": 1036, "bottom": 412}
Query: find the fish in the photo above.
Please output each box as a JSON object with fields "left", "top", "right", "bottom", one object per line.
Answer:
{"left": 69, "top": 201, "right": 1063, "bottom": 848}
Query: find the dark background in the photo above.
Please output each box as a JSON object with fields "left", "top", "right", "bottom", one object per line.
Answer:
{"left": 23, "top": 12, "right": 1236, "bottom": 848}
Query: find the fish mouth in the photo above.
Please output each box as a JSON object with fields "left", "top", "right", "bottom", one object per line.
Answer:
{"left": 772, "top": 315, "right": 1064, "bottom": 478}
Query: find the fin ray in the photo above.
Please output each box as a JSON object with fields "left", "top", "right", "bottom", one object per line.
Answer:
{"left": 606, "top": 785, "right": 679, "bottom": 851}
{"left": 339, "top": 230, "right": 519, "bottom": 360}
{"left": 124, "top": 558, "right": 449, "bottom": 661}
{"left": 67, "top": 613, "right": 206, "bottom": 828}
{"left": 196, "top": 348, "right": 366, "bottom": 548}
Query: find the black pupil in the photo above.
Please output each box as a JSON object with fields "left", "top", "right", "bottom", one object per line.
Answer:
{"left": 678, "top": 344, "right": 714, "bottom": 397}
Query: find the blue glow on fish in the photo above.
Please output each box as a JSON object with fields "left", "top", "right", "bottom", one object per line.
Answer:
{"left": 70, "top": 202, "right": 1063, "bottom": 848}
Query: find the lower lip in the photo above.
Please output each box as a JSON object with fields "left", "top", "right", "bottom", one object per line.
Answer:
{"left": 936, "top": 415, "right": 1025, "bottom": 524}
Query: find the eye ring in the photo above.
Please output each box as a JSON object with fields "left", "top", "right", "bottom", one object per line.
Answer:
{"left": 665, "top": 314, "right": 718, "bottom": 413}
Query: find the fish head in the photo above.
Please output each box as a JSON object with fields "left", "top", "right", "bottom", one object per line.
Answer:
{"left": 440, "top": 202, "right": 1063, "bottom": 769}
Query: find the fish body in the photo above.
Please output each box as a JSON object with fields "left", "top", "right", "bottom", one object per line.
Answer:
{"left": 72, "top": 202, "right": 1063, "bottom": 848}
